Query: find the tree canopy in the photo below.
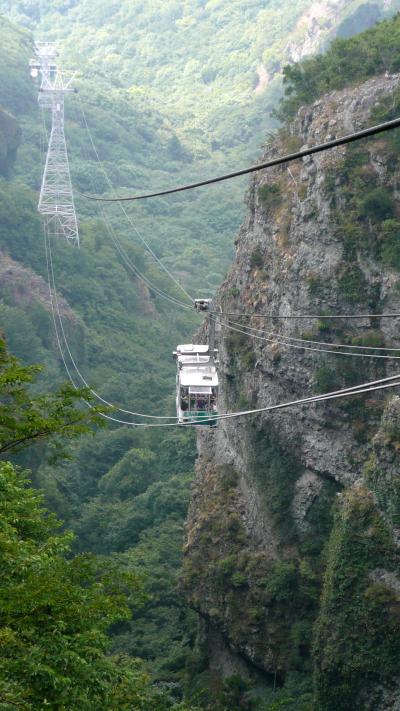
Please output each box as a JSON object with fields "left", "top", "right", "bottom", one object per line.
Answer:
{"left": 0, "top": 340, "right": 198, "bottom": 709}
{"left": 278, "top": 11, "right": 400, "bottom": 120}
{"left": 0, "top": 337, "right": 104, "bottom": 460}
{"left": 0, "top": 461, "right": 144, "bottom": 709}
{"left": 0, "top": 460, "right": 200, "bottom": 710}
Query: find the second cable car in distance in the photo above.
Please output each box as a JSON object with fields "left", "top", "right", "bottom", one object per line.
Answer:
{"left": 173, "top": 299, "right": 219, "bottom": 426}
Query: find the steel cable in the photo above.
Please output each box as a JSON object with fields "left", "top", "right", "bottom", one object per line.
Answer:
{"left": 222, "top": 319, "right": 400, "bottom": 359}
{"left": 78, "top": 96, "right": 194, "bottom": 303}
{"left": 79, "top": 116, "right": 400, "bottom": 202}
{"left": 46, "top": 232, "right": 180, "bottom": 420}
{"left": 226, "top": 319, "right": 400, "bottom": 352}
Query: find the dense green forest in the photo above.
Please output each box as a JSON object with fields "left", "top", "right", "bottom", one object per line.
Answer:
{"left": 279, "top": 9, "right": 400, "bottom": 119}
{"left": 0, "top": 339, "right": 200, "bottom": 709}
{"left": 0, "top": 15, "right": 203, "bottom": 704}
{"left": 1, "top": 1, "right": 400, "bottom": 709}
{"left": 2, "top": 0, "right": 399, "bottom": 156}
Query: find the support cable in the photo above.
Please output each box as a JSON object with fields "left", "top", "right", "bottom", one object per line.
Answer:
{"left": 75, "top": 134, "right": 193, "bottom": 310}
{"left": 79, "top": 116, "right": 400, "bottom": 202}
{"left": 222, "top": 318, "right": 400, "bottom": 360}
{"left": 41, "top": 106, "right": 187, "bottom": 420}
{"left": 45, "top": 247, "right": 400, "bottom": 428}
{"left": 45, "top": 231, "right": 400, "bottom": 427}
{"left": 77, "top": 96, "right": 194, "bottom": 303}
{"left": 45, "top": 236, "right": 161, "bottom": 427}
{"left": 93, "top": 207, "right": 193, "bottom": 310}
{"left": 40, "top": 105, "right": 182, "bottom": 419}
{"left": 46, "top": 232, "right": 179, "bottom": 420}
{"left": 203, "top": 375, "right": 400, "bottom": 424}
{"left": 211, "top": 310, "right": 400, "bottom": 320}
{"left": 170, "top": 372, "right": 400, "bottom": 425}
{"left": 228, "top": 319, "right": 400, "bottom": 351}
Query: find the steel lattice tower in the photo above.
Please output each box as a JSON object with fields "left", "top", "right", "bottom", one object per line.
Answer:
{"left": 30, "top": 42, "right": 79, "bottom": 246}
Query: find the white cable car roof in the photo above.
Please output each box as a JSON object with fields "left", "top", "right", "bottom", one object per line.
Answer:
{"left": 178, "top": 353, "right": 210, "bottom": 361}
{"left": 176, "top": 344, "right": 213, "bottom": 367}
{"left": 179, "top": 366, "right": 218, "bottom": 388}
{"left": 176, "top": 344, "right": 209, "bottom": 354}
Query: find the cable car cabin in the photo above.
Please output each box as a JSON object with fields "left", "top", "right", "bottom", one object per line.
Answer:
{"left": 173, "top": 344, "right": 218, "bottom": 426}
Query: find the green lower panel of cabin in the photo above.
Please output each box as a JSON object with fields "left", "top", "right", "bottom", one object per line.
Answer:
{"left": 182, "top": 411, "right": 218, "bottom": 426}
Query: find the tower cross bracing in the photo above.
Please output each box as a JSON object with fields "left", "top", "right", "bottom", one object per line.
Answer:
{"left": 31, "top": 42, "right": 79, "bottom": 246}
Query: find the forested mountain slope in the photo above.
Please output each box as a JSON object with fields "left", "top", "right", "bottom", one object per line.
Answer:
{"left": 184, "top": 14, "right": 400, "bottom": 710}
{"left": 2, "top": 0, "right": 398, "bottom": 314}
{"left": 0, "top": 15, "right": 202, "bottom": 694}
{"left": 2, "top": 0, "right": 400, "bottom": 158}
{"left": 1, "top": 3, "right": 400, "bottom": 709}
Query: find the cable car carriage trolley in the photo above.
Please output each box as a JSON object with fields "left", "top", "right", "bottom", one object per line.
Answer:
{"left": 173, "top": 299, "right": 219, "bottom": 426}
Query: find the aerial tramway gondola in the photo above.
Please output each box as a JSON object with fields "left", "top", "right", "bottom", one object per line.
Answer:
{"left": 173, "top": 299, "right": 219, "bottom": 426}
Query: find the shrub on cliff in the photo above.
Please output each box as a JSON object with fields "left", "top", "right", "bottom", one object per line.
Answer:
{"left": 313, "top": 486, "right": 400, "bottom": 710}
{"left": 278, "top": 13, "right": 400, "bottom": 120}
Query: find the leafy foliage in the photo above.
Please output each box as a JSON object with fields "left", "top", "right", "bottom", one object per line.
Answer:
{"left": 0, "top": 461, "right": 200, "bottom": 710}
{"left": 313, "top": 486, "right": 400, "bottom": 710}
{"left": 250, "top": 424, "right": 302, "bottom": 539}
{"left": 1, "top": 2, "right": 400, "bottom": 707}
{"left": 0, "top": 337, "right": 197, "bottom": 707}
{"left": 0, "top": 338, "right": 103, "bottom": 459}
{"left": 0, "top": 0, "right": 314, "bottom": 155}
{"left": 0, "top": 462, "right": 146, "bottom": 709}
{"left": 279, "top": 10, "right": 400, "bottom": 120}
{"left": 313, "top": 366, "right": 340, "bottom": 394}
{"left": 258, "top": 183, "right": 282, "bottom": 212}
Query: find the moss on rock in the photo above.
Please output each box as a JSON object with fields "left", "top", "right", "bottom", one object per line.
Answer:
{"left": 313, "top": 484, "right": 400, "bottom": 710}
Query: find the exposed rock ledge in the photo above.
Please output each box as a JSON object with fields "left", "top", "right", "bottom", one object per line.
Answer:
{"left": 0, "top": 251, "right": 78, "bottom": 321}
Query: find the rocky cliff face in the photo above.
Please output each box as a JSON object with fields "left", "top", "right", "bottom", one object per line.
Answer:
{"left": 0, "top": 252, "right": 78, "bottom": 320}
{"left": 183, "top": 74, "right": 400, "bottom": 708}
